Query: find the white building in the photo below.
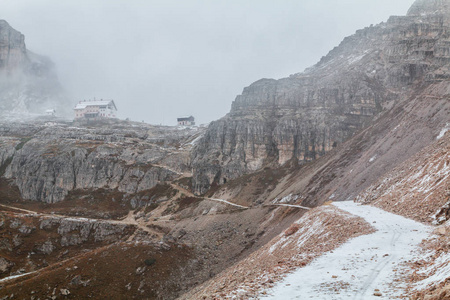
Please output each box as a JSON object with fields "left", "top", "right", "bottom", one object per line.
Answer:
{"left": 45, "top": 109, "right": 56, "bottom": 116}
{"left": 74, "top": 99, "right": 117, "bottom": 120}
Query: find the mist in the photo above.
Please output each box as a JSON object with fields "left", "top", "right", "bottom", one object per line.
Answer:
{"left": 0, "top": 0, "right": 414, "bottom": 125}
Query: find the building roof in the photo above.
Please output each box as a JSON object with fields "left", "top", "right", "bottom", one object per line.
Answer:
{"left": 177, "top": 115, "right": 194, "bottom": 120}
{"left": 74, "top": 100, "right": 117, "bottom": 110}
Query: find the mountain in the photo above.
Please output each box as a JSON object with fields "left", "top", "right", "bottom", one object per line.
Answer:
{"left": 0, "top": 20, "right": 71, "bottom": 117}
{"left": 0, "top": 1, "right": 449, "bottom": 299}
{"left": 191, "top": 0, "right": 450, "bottom": 194}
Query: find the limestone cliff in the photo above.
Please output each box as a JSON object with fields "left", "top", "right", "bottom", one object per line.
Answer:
{"left": 191, "top": 0, "right": 450, "bottom": 194}
{"left": 0, "top": 121, "right": 202, "bottom": 204}
{"left": 0, "top": 20, "right": 70, "bottom": 117}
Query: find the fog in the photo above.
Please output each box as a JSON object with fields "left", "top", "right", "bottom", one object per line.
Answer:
{"left": 1, "top": 0, "right": 414, "bottom": 125}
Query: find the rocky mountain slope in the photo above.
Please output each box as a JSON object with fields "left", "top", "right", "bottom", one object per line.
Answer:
{"left": 0, "top": 120, "right": 305, "bottom": 299}
{"left": 0, "top": 0, "right": 449, "bottom": 299}
{"left": 357, "top": 129, "right": 449, "bottom": 224}
{"left": 191, "top": 0, "right": 450, "bottom": 194}
{"left": 0, "top": 20, "right": 70, "bottom": 117}
{"left": 0, "top": 120, "right": 201, "bottom": 205}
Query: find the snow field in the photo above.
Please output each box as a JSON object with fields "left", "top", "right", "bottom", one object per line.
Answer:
{"left": 261, "top": 201, "right": 431, "bottom": 299}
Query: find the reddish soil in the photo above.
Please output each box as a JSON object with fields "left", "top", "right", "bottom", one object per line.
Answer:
{"left": 0, "top": 242, "right": 196, "bottom": 300}
{"left": 0, "top": 211, "right": 135, "bottom": 280}
{"left": 182, "top": 204, "right": 375, "bottom": 299}
{"left": 358, "top": 133, "right": 450, "bottom": 224}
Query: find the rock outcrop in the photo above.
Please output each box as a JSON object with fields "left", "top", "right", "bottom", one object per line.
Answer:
{"left": 0, "top": 121, "right": 203, "bottom": 204}
{"left": 407, "top": 0, "right": 450, "bottom": 16}
{"left": 191, "top": 0, "right": 450, "bottom": 194}
{"left": 0, "top": 20, "right": 71, "bottom": 117}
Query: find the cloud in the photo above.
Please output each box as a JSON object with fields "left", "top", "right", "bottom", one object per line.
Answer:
{"left": 0, "top": 0, "right": 414, "bottom": 125}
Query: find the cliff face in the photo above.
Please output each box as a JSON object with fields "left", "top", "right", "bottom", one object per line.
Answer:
{"left": 0, "top": 20, "right": 27, "bottom": 71}
{"left": 191, "top": 0, "right": 450, "bottom": 194}
{"left": 0, "top": 121, "right": 202, "bottom": 204}
{"left": 0, "top": 20, "right": 70, "bottom": 117}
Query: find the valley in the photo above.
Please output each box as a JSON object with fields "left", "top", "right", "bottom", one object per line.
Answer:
{"left": 0, "top": 0, "right": 449, "bottom": 299}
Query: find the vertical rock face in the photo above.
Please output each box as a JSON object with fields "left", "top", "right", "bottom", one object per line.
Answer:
{"left": 0, "top": 20, "right": 71, "bottom": 117}
{"left": 0, "top": 20, "right": 27, "bottom": 71}
{"left": 0, "top": 122, "right": 201, "bottom": 204}
{"left": 191, "top": 0, "right": 450, "bottom": 194}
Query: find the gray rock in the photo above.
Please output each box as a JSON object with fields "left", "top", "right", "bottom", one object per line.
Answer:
{"left": 0, "top": 257, "right": 13, "bottom": 273}
{"left": 40, "top": 218, "right": 57, "bottom": 230}
{"left": 18, "top": 225, "right": 34, "bottom": 235}
{"left": 0, "top": 123, "right": 201, "bottom": 203}
{"left": 0, "top": 238, "right": 12, "bottom": 251}
{"left": 135, "top": 266, "right": 146, "bottom": 275}
{"left": 191, "top": 4, "right": 450, "bottom": 193}
{"left": 12, "top": 234, "right": 22, "bottom": 247}
{"left": 69, "top": 275, "right": 90, "bottom": 287}
{"left": 38, "top": 240, "right": 56, "bottom": 255}
{"left": 60, "top": 233, "right": 82, "bottom": 247}
{"left": 9, "top": 219, "right": 21, "bottom": 229}
{"left": 0, "top": 20, "right": 72, "bottom": 117}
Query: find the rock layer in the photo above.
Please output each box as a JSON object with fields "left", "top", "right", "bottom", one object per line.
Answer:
{"left": 0, "top": 121, "right": 202, "bottom": 203}
{"left": 191, "top": 0, "right": 450, "bottom": 194}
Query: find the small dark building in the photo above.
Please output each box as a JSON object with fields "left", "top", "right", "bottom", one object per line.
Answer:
{"left": 177, "top": 116, "right": 195, "bottom": 126}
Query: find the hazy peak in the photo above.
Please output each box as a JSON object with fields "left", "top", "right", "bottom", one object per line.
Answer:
{"left": 407, "top": 0, "right": 450, "bottom": 16}
{"left": 0, "top": 19, "right": 10, "bottom": 26}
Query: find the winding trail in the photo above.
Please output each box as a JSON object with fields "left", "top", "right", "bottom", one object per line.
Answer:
{"left": 0, "top": 204, "right": 162, "bottom": 240}
{"left": 207, "top": 198, "right": 249, "bottom": 209}
{"left": 0, "top": 271, "right": 38, "bottom": 283}
{"left": 170, "top": 183, "right": 249, "bottom": 209}
{"left": 262, "top": 201, "right": 431, "bottom": 299}
{"left": 267, "top": 203, "right": 311, "bottom": 210}
{"left": 0, "top": 203, "right": 133, "bottom": 226}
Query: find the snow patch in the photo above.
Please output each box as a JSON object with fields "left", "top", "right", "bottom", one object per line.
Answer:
{"left": 272, "top": 194, "right": 300, "bottom": 204}
{"left": 414, "top": 252, "right": 450, "bottom": 290}
{"left": 437, "top": 123, "right": 450, "bottom": 140}
{"left": 269, "top": 212, "right": 325, "bottom": 254}
{"left": 348, "top": 54, "right": 366, "bottom": 64}
{"left": 188, "top": 135, "right": 203, "bottom": 145}
{"left": 262, "top": 202, "right": 431, "bottom": 299}
{"left": 0, "top": 271, "right": 37, "bottom": 283}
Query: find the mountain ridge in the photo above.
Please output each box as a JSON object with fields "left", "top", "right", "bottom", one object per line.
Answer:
{"left": 0, "top": 1, "right": 449, "bottom": 299}
{"left": 191, "top": 0, "right": 450, "bottom": 194}
{"left": 0, "top": 20, "right": 71, "bottom": 117}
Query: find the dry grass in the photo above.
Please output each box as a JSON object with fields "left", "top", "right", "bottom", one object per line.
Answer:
{"left": 0, "top": 212, "right": 134, "bottom": 280}
{"left": 0, "top": 242, "right": 195, "bottom": 300}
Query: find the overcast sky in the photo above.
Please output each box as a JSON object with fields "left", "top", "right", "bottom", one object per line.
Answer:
{"left": 0, "top": 0, "right": 415, "bottom": 125}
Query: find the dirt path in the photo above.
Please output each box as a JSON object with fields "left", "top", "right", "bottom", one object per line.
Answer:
{"left": 266, "top": 203, "right": 311, "bottom": 210}
{"left": 170, "top": 183, "right": 249, "bottom": 209}
{"left": 0, "top": 204, "right": 163, "bottom": 240}
{"left": 0, "top": 204, "right": 39, "bottom": 215}
{"left": 152, "top": 164, "right": 191, "bottom": 177}
{"left": 261, "top": 201, "right": 431, "bottom": 299}
{"left": 0, "top": 243, "right": 116, "bottom": 284}
{"left": 0, "top": 203, "right": 131, "bottom": 225}
{"left": 207, "top": 198, "right": 249, "bottom": 209}
{"left": 170, "top": 183, "right": 196, "bottom": 197}
{"left": 0, "top": 271, "right": 38, "bottom": 283}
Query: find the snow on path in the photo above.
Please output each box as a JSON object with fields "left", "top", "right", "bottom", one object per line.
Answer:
{"left": 268, "top": 204, "right": 311, "bottom": 210}
{"left": 261, "top": 201, "right": 431, "bottom": 300}
{"left": 208, "top": 198, "right": 249, "bottom": 209}
{"left": 0, "top": 271, "right": 37, "bottom": 283}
